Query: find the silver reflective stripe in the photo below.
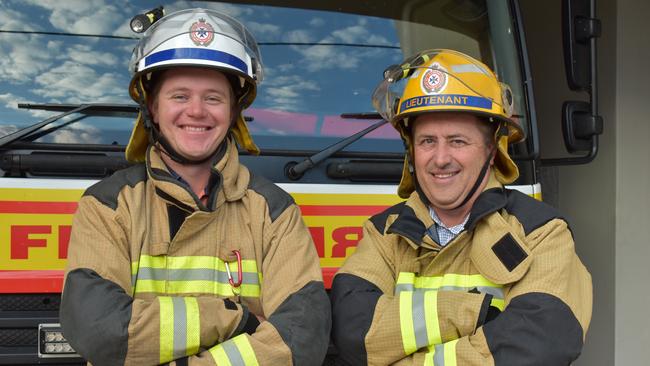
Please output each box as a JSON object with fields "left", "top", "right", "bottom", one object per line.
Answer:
{"left": 172, "top": 297, "right": 186, "bottom": 359}
{"left": 395, "top": 283, "right": 414, "bottom": 294}
{"left": 438, "top": 285, "right": 504, "bottom": 300}
{"left": 136, "top": 267, "right": 259, "bottom": 284}
{"left": 412, "top": 291, "right": 429, "bottom": 349}
{"left": 433, "top": 344, "right": 445, "bottom": 365}
{"left": 396, "top": 284, "right": 503, "bottom": 300}
{"left": 222, "top": 340, "right": 246, "bottom": 366}
{"left": 450, "top": 63, "right": 488, "bottom": 75}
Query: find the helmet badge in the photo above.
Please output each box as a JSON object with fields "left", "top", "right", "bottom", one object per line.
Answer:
{"left": 189, "top": 18, "right": 215, "bottom": 46}
{"left": 420, "top": 63, "right": 448, "bottom": 95}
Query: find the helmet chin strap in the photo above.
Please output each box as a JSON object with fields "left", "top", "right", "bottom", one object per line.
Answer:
{"left": 136, "top": 80, "right": 222, "bottom": 166}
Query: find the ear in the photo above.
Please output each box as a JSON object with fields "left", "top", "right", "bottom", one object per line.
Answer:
{"left": 147, "top": 98, "right": 157, "bottom": 124}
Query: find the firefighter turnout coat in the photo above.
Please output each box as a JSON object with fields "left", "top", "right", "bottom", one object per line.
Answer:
{"left": 331, "top": 172, "right": 592, "bottom": 366}
{"left": 60, "top": 138, "right": 330, "bottom": 366}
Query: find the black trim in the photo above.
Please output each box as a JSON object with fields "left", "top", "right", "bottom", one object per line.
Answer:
{"left": 268, "top": 281, "right": 331, "bottom": 366}
{"left": 175, "top": 357, "right": 189, "bottom": 366}
{"left": 247, "top": 172, "right": 294, "bottom": 222}
{"left": 167, "top": 204, "right": 189, "bottom": 241}
{"left": 369, "top": 201, "right": 406, "bottom": 234}
{"left": 83, "top": 164, "right": 147, "bottom": 210}
{"left": 492, "top": 233, "right": 528, "bottom": 272}
{"left": 60, "top": 269, "right": 131, "bottom": 366}
{"left": 331, "top": 274, "right": 383, "bottom": 366}
{"left": 504, "top": 189, "right": 565, "bottom": 234}
{"left": 155, "top": 187, "right": 194, "bottom": 213}
{"left": 466, "top": 188, "right": 508, "bottom": 231}
{"left": 475, "top": 293, "right": 494, "bottom": 329}
{"left": 483, "top": 292, "right": 584, "bottom": 365}
{"left": 235, "top": 306, "right": 260, "bottom": 336}
{"left": 466, "top": 188, "right": 565, "bottom": 236}
{"left": 386, "top": 204, "right": 427, "bottom": 246}
{"left": 223, "top": 298, "right": 238, "bottom": 311}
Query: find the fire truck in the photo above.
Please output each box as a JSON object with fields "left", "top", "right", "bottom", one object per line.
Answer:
{"left": 0, "top": 0, "right": 601, "bottom": 364}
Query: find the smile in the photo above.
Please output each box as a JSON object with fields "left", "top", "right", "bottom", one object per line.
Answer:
{"left": 432, "top": 172, "right": 458, "bottom": 178}
{"left": 180, "top": 125, "right": 211, "bottom": 132}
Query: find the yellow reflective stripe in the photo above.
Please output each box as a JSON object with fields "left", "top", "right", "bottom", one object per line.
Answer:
{"left": 399, "top": 291, "right": 417, "bottom": 355}
{"left": 135, "top": 255, "right": 258, "bottom": 272}
{"left": 131, "top": 255, "right": 262, "bottom": 297}
{"left": 209, "top": 335, "right": 259, "bottom": 366}
{"left": 424, "top": 291, "right": 442, "bottom": 345}
{"left": 209, "top": 344, "right": 232, "bottom": 366}
{"left": 422, "top": 339, "right": 458, "bottom": 366}
{"left": 395, "top": 272, "right": 504, "bottom": 300}
{"left": 185, "top": 297, "right": 200, "bottom": 356}
{"left": 233, "top": 334, "right": 259, "bottom": 365}
{"left": 134, "top": 280, "right": 260, "bottom": 297}
{"left": 444, "top": 339, "right": 458, "bottom": 366}
{"left": 159, "top": 296, "right": 174, "bottom": 363}
{"left": 491, "top": 298, "right": 505, "bottom": 311}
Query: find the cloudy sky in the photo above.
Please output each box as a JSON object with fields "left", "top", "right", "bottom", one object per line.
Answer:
{"left": 0, "top": 0, "right": 405, "bottom": 147}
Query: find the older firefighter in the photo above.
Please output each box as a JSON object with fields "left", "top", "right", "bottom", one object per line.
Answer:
{"left": 60, "top": 8, "right": 330, "bottom": 366}
{"left": 331, "top": 49, "right": 592, "bottom": 365}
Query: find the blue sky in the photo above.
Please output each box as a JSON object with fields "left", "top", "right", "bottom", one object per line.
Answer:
{"left": 0, "top": 0, "right": 404, "bottom": 146}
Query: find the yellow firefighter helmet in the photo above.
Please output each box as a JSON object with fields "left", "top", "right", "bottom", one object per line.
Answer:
{"left": 125, "top": 8, "right": 263, "bottom": 163}
{"left": 371, "top": 49, "right": 525, "bottom": 198}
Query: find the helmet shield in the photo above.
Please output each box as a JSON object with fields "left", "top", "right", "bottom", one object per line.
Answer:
{"left": 373, "top": 49, "right": 524, "bottom": 196}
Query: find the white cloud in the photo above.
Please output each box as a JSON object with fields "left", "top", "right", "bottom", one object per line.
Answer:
{"left": 22, "top": 0, "right": 123, "bottom": 35}
{"left": 283, "top": 30, "right": 314, "bottom": 44}
{"left": 0, "top": 125, "right": 18, "bottom": 138}
{"left": 0, "top": 35, "right": 54, "bottom": 83}
{"left": 67, "top": 44, "right": 119, "bottom": 66}
{"left": 246, "top": 21, "right": 281, "bottom": 40}
{"left": 51, "top": 123, "right": 102, "bottom": 144}
{"left": 261, "top": 74, "right": 319, "bottom": 111}
{"left": 33, "top": 61, "right": 126, "bottom": 102}
{"left": 309, "top": 18, "right": 325, "bottom": 27}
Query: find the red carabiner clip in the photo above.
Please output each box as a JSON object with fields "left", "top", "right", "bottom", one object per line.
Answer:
{"left": 225, "top": 250, "right": 243, "bottom": 288}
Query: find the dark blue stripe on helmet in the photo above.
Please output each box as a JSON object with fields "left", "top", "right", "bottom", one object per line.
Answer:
{"left": 145, "top": 48, "right": 248, "bottom": 74}
{"left": 400, "top": 94, "right": 493, "bottom": 112}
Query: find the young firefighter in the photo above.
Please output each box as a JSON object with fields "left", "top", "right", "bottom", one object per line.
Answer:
{"left": 331, "top": 49, "right": 592, "bottom": 365}
{"left": 60, "top": 8, "right": 330, "bottom": 366}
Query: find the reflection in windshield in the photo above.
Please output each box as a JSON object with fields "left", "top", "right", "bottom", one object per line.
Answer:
{"left": 0, "top": 0, "right": 525, "bottom": 154}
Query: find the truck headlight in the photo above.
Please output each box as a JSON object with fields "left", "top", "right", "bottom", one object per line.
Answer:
{"left": 38, "top": 324, "right": 80, "bottom": 358}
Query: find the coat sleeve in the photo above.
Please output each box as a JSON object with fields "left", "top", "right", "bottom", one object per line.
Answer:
{"left": 164, "top": 203, "right": 331, "bottom": 366}
{"left": 331, "top": 218, "right": 592, "bottom": 366}
{"left": 60, "top": 196, "right": 259, "bottom": 366}
{"left": 240, "top": 202, "right": 331, "bottom": 366}
{"left": 331, "top": 221, "right": 492, "bottom": 366}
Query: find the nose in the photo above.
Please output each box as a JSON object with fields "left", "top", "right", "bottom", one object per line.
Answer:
{"left": 186, "top": 97, "right": 206, "bottom": 118}
{"left": 431, "top": 143, "right": 452, "bottom": 168}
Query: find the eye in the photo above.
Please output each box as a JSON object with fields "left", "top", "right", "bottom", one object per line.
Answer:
{"left": 450, "top": 139, "right": 468, "bottom": 147}
{"left": 205, "top": 94, "right": 226, "bottom": 104}
{"left": 417, "top": 137, "right": 434, "bottom": 147}
{"left": 171, "top": 94, "right": 188, "bottom": 101}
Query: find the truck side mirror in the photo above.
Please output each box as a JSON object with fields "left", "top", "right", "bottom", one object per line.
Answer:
{"left": 543, "top": 0, "right": 603, "bottom": 166}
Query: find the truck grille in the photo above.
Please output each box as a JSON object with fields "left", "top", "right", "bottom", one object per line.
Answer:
{"left": 0, "top": 328, "right": 37, "bottom": 346}
{"left": 0, "top": 294, "right": 60, "bottom": 312}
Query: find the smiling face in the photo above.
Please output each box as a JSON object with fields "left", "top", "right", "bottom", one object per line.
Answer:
{"left": 412, "top": 112, "right": 495, "bottom": 218}
{"left": 149, "top": 67, "right": 234, "bottom": 162}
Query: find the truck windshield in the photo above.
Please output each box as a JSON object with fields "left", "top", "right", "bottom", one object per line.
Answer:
{"left": 0, "top": 0, "right": 527, "bottom": 155}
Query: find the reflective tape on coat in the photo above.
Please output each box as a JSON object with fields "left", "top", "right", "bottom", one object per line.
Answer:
{"left": 209, "top": 334, "right": 259, "bottom": 366}
{"left": 131, "top": 255, "right": 262, "bottom": 297}
{"left": 423, "top": 339, "right": 459, "bottom": 366}
{"left": 158, "top": 296, "right": 200, "bottom": 363}
{"left": 395, "top": 272, "right": 505, "bottom": 310}
{"left": 399, "top": 290, "right": 442, "bottom": 355}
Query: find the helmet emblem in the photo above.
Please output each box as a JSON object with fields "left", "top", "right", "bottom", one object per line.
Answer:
{"left": 420, "top": 63, "right": 448, "bottom": 95}
{"left": 189, "top": 18, "right": 214, "bottom": 46}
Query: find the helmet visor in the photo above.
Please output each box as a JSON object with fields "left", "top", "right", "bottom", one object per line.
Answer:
{"left": 372, "top": 49, "right": 512, "bottom": 123}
